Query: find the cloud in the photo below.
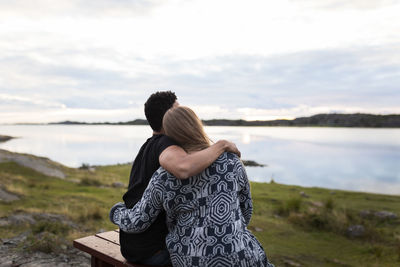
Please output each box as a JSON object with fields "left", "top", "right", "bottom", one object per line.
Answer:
{"left": 0, "top": 107, "right": 145, "bottom": 124}
{"left": 1, "top": 43, "right": 399, "bottom": 122}
{"left": 0, "top": 0, "right": 166, "bottom": 18}
{"left": 0, "top": 93, "right": 65, "bottom": 108}
{"left": 292, "top": 0, "right": 398, "bottom": 10}
{"left": 163, "top": 45, "right": 400, "bottom": 109}
{"left": 0, "top": 0, "right": 399, "bottom": 123}
{"left": 2, "top": 0, "right": 399, "bottom": 60}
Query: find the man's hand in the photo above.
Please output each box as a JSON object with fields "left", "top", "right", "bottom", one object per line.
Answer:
{"left": 218, "top": 140, "right": 241, "bottom": 158}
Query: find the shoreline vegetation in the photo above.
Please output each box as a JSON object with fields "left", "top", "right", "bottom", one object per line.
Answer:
{"left": 0, "top": 149, "right": 399, "bottom": 266}
{"left": 44, "top": 113, "right": 400, "bottom": 128}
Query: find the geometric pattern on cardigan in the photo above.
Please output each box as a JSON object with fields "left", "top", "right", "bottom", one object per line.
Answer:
{"left": 110, "top": 152, "right": 274, "bottom": 267}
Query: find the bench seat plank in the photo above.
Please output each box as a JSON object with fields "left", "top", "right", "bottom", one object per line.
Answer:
{"left": 96, "top": 230, "right": 120, "bottom": 246}
{"left": 73, "top": 233, "right": 149, "bottom": 267}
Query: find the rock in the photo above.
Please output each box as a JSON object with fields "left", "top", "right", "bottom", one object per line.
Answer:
{"left": 346, "top": 225, "right": 365, "bottom": 238}
{"left": 374, "top": 211, "right": 397, "bottom": 220}
{"left": 254, "top": 227, "right": 263, "bottom": 232}
{"left": 2, "top": 240, "right": 18, "bottom": 246}
{"left": 242, "top": 160, "right": 266, "bottom": 167}
{"left": 359, "top": 210, "right": 397, "bottom": 220}
{"left": 7, "top": 214, "right": 36, "bottom": 225}
{"left": 0, "top": 260, "right": 13, "bottom": 267}
{"left": 0, "top": 213, "right": 78, "bottom": 229}
{"left": 300, "top": 191, "right": 309, "bottom": 198}
{"left": 0, "top": 231, "right": 90, "bottom": 267}
{"left": 0, "top": 188, "right": 20, "bottom": 202}
{"left": 308, "top": 207, "right": 318, "bottom": 213}
{"left": 359, "top": 210, "right": 372, "bottom": 218}
{"left": 2, "top": 231, "right": 29, "bottom": 246}
{"left": 310, "top": 201, "right": 323, "bottom": 207}
{"left": 34, "top": 213, "right": 64, "bottom": 221}
{"left": 33, "top": 213, "right": 79, "bottom": 229}
{"left": 0, "top": 149, "right": 65, "bottom": 179}
{"left": 325, "top": 258, "right": 351, "bottom": 266}
{"left": 112, "top": 182, "right": 125, "bottom": 188}
{"left": 0, "top": 231, "right": 87, "bottom": 267}
{"left": 0, "top": 135, "right": 13, "bottom": 143}
{"left": 283, "top": 258, "right": 301, "bottom": 266}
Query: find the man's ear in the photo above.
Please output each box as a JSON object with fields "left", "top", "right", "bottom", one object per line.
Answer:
{"left": 173, "top": 101, "right": 179, "bottom": 108}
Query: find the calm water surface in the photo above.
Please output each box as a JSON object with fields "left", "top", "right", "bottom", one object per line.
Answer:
{"left": 1, "top": 125, "right": 399, "bottom": 195}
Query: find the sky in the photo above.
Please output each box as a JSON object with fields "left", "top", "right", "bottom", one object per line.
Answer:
{"left": 0, "top": 0, "right": 399, "bottom": 123}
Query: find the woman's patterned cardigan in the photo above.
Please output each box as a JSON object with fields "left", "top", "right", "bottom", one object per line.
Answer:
{"left": 110, "top": 152, "right": 274, "bottom": 267}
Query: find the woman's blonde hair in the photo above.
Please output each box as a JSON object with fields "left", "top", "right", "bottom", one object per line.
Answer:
{"left": 163, "top": 106, "right": 211, "bottom": 153}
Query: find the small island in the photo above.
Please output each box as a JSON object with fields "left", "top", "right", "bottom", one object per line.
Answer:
{"left": 242, "top": 160, "right": 266, "bottom": 167}
{"left": 0, "top": 135, "right": 13, "bottom": 142}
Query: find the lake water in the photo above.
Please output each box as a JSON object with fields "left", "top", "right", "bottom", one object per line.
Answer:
{"left": 1, "top": 125, "right": 399, "bottom": 195}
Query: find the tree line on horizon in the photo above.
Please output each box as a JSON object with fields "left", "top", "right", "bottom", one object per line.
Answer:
{"left": 50, "top": 113, "right": 400, "bottom": 127}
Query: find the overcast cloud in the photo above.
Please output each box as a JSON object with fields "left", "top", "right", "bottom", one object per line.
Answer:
{"left": 0, "top": 0, "right": 399, "bottom": 123}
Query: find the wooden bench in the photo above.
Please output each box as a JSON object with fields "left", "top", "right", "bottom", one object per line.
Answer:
{"left": 73, "top": 229, "right": 152, "bottom": 267}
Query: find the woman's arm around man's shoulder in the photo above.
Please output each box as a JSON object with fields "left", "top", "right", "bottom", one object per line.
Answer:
{"left": 159, "top": 140, "right": 240, "bottom": 179}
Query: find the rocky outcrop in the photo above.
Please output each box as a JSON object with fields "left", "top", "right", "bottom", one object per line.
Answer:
{"left": 0, "top": 188, "right": 20, "bottom": 203}
{"left": 0, "top": 135, "right": 14, "bottom": 142}
{"left": 0, "top": 149, "right": 65, "bottom": 178}
{"left": 0, "top": 232, "right": 90, "bottom": 267}
{"left": 112, "top": 182, "right": 125, "bottom": 188}
{"left": 346, "top": 225, "right": 365, "bottom": 238}
{"left": 0, "top": 212, "right": 88, "bottom": 267}
{"left": 359, "top": 210, "right": 397, "bottom": 220}
{"left": 242, "top": 160, "right": 266, "bottom": 167}
{"left": 0, "top": 212, "right": 78, "bottom": 228}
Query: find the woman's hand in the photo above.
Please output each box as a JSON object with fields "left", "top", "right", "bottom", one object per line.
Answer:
{"left": 218, "top": 140, "right": 241, "bottom": 158}
{"left": 109, "top": 202, "right": 126, "bottom": 226}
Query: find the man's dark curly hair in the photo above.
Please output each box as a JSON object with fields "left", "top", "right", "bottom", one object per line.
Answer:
{"left": 144, "top": 91, "right": 177, "bottom": 132}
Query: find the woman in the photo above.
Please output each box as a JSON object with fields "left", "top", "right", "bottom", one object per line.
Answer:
{"left": 110, "top": 106, "right": 274, "bottom": 267}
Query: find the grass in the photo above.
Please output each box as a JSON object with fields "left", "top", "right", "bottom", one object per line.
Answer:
{"left": 32, "top": 220, "right": 71, "bottom": 235}
{"left": 79, "top": 177, "right": 103, "bottom": 186}
{"left": 0, "top": 161, "right": 126, "bottom": 237}
{"left": 24, "top": 231, "right": 70, "bottom": 254}
{"left": 250, "top": 183, "right": 400, "bottom": 266}
{"left": 1, "top": 157, "right": 400, "bottom": 266}
{"left": 275, "top": 197, "right": 303, "bottom": 216}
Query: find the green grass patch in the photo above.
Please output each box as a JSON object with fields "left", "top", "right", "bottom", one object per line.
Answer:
{"left": 1, "top": 158, "right": 400, "bottom": 266}
{"left": 79, "top": 177, "right": 103, "bottom": 186}
{"left": 32, "top": 220, "right": 71, "bottom": 235}
{"left": 24, "top": 232, "right": 69, "bottom": 254}
{"left": 250, "top": 182, "right": 400, "bottom": 266}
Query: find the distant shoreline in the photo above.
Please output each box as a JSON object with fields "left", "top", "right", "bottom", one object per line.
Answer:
{"left": 9, "top": 113, "right": 400, "bottom": 128}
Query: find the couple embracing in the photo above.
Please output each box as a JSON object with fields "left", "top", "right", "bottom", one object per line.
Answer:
{"left": 109, "top": 91, "right": 274, "bottom": 267}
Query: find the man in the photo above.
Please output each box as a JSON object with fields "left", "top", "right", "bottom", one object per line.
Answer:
{"left": 121, "top": 91, "right": 240, "bottom": 265}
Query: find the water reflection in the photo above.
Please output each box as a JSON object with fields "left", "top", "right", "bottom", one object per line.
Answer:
{"left": 241, "top": 133, "right": 251, "bottom": 144}
{"left": 0, "top": 125, "right": 399, "bottom": 195}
